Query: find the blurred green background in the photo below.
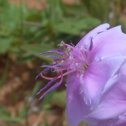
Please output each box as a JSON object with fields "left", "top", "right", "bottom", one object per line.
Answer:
{"left": 0, "top": 0, "right": 126, "bottom": 126}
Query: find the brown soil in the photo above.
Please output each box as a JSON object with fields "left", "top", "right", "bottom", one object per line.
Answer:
{"left": 0, "top": 58, "right": 65, "bottom": 126}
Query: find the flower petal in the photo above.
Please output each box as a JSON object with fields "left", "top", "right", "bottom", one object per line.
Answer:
{"left": 87, "top": 119, "right": 116, "bottom": 126}
{"left": 76, "top": 23, "right": 110, "bottom": 50}
{"left": 87, "top": 62, "right": 126, "bottom": 124}
{"left": 80, "top": 56, "right": 126, "bottom": 106}
{"left": 92, "top": 26, "right": 126, "bottom": 61}
{"left": 66, "top": 74, "right": 90, "bottom": 126}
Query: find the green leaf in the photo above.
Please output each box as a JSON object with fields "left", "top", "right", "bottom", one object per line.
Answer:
{"left": 51, "top": 91, "right": 66, "bottom": 108}
{"left": 21, "top": 43, "right": 54, "bottom": 60}
{"left": 63, "top": 4, "right": 87, "bottom": 18}
{"left": 46, "top": 0, "right": 63, "bottom": 20}
{"left": 81, "top": 0, "right": 109, "bottom": 20}
{"left": 0, "top": 2, "right": 28, "bottom": 36}
{"left": 54, "top": 18, "right": 100, "bottom": 35}
{"left": 42, "top": 91, "right": 55, "bottom": 109}
{"left": 42, "top": 91, "right": 66, "bottom": 109}
{"left": 0, "top": 38, "right": 12, "bottom": 53}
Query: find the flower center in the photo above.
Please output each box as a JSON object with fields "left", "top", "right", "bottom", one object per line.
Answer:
{"left": 59, "top": 42, "right": 89, "bottom": 73}
{"left": 37, "top": 41, "right": 89, "bottom": 99}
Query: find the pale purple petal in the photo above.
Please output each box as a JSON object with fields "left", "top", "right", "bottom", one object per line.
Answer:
{"left": 76, "top": 23, "right": 110, "bottom": 50}
{"left": 87, "top": 62, "right": 126, "bottom": 125}
{"left": 66, "top": 74, "right": 90, "bottom": 126}
{"left": 94, "top": 117, "right": 126, "bottom": 126}
{"left": 91, "top": 26, "right": 126, "bottom": 61}
{"left": 117, "top": 123, "right": 126, "bottom": 126}
{"left": 80, "top": 56, "right": 126, "bottom": 106}
{"left": 87, "top": 119, "right": 116, "bottom": 126}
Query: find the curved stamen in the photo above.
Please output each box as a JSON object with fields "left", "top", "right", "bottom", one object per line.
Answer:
{"left": 40, "top": 69, "right": 74, "bottom": 81}
{"left": 37, "top": 41, "right": 88, "bottom": 99}
{"left": 46, "top": 55, "right": 62, "bottom": 59}
{"left": 40, "top": 72, "right": 55, "bottom": 80}
{"left": 35, "top": 67, "right": 50, "bottom": 80}
{"left": 40, "top": 49, "right": 64, "bottom": 56}
{"left": 39, "top": 71, "right": 63, "bottom": 100}
{"left": 62, "top": 70, "right": 75, "bottom": 77}
{"left": 37, "top": 78, "right": 57, "bottom": 95}
{"left": 41, "top": 64, "right": 63, "bottom": 69}
{"left": 43, "top": 64, "right": 67, "bottom": 72}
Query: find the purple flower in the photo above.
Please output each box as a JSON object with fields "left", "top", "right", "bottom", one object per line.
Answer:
{"left": 38, "top": 23, "right": 126, "bottom": 126}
